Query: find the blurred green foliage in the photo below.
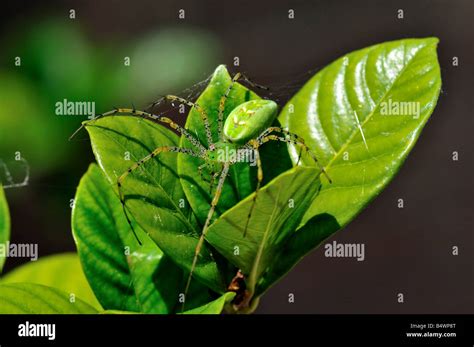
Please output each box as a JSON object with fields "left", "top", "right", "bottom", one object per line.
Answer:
{"left": 1, "top": 253, "right": 101, "bottom": 310}
{"left": 1, "top": 19, "right": 221, "bottom": 176}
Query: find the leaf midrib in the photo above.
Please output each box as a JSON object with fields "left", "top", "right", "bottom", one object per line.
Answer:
{"left": 247, "top": 183, "right": 283, "bottom": 292}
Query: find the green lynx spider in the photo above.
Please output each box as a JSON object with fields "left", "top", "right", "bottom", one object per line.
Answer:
{"left": 73, "top": 72, "right": 330, "bottom": 310}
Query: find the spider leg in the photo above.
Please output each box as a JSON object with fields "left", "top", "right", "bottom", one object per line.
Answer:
{"left": 117, "top": 146, "right": 204, "bottom": 245}
{"left": 197, "top": 163, "right": 219, "bottom": 195}
{"left": 256, "top": 126, "right": 306, "bottom": 144}
{"left": 257, "top": 126, "right": 306, "bottom": 165}
{"left": 257, "top": 134, "right": 332, "bottom": 183}
{"left": 218, "top": 72, "right": 241, "bottom": 141}
{"left": 163, "top": 95, "right": 214, "bottom": 149}
{"left": 239, "top": 73, "right": 270, "bottom": 91}
{"left": 147, "top": 96, "right": 165, "bottom": 109}
{"left": 209, "top": 171, "right": 220, "bottom": 195}
{"left": 70, "top": 108, "right": 206, "bottom": 155}
{"left": 198, "top": 163, "right": 209, "bottom": 183}
{"left": 243, "top": 140, "right": 263, "bottom": 237}
{"left": 183, "top": 162, "right": 230, "bottom": 311}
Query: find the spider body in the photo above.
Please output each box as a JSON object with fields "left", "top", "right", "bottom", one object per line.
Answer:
{"left": 202, "top": 142, "right": 236, "bottom": 178}
{"left": 207, "top": 142, "right": 237, "bottom": 162}
{"left": 223, "top": 99, "right": 278, "bottom": 144}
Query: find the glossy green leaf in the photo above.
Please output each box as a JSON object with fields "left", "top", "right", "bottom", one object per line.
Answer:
{"left": 84, "top": 118, "right": 225, "bottom": 293}
{"left": 206, "top": 166, "right": 321, "bottom": 295}
{"left": 183, "top": 292, "right": 235, "bottom": 314}
{"left": 0, "top": 283, "right": 97, "bottom": 314}
{"left": 73, "top": 164, "right": 186, "bottom": 313}
{"left": 178, "top": 65, "right": 260, "bottom": 225}
{"left": 275, "top": 38, "right": 441, "bottom": 288}
{"left": 1, "top": 253, "right": 101, "bottom": 310}
{"left": 0, "top": 185, "right": 9, "bottom": 272}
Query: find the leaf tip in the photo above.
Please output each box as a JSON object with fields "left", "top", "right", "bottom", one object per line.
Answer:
{"left": 214, "top": 64, "right": 228, "bottom": 74}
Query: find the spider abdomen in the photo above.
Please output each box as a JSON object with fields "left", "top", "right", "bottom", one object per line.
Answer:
{"left": 223, "top": 99, "right": 278, "bottom": 145}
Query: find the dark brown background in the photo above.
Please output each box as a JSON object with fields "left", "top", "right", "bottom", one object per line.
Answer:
{"left": 1, "top": 0, "right": 472, "bottom": 313}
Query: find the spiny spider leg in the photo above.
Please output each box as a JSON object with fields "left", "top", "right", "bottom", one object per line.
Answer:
{"left": 197, "top": 164, "right": 218, "bottom": 194}
{"left": 69, "top": 106, "right": 141, "bottom": 141}
{"left": 209, "top": 171, "right": 220, "bottom": 195}
{"left": 197, "top": 163, "right": 209, "bottom": 182}
{"left": 218, "top": 72, "right": 241, "bottom": 141}
{"left": 117, "top": 146, "right": 203, "bottom": 245}
{"left": 183, "top": 162, "right": 230, "bottom": 311}
{"left": 257, "top": 127, "right": 307, "bottom": 165}
{"left": 147, "top": 96, "right": 165, "bottom": 110}
{"left": 69, "top": 108, "right": 206, "bottom": 155}
{"left": 163, "top": 95, "right": 214, "bottom": 149}
{"left": 258, "top": 134, "right": 332, "bottom": 183}
{"left": 239, "top": 73, "right": 270, "bottom": 91}
{"left": 257, "top": 126, "right": 306, "bottom": 144}
{"left": 243, "top": 140, "right": 263, "bottom": 237}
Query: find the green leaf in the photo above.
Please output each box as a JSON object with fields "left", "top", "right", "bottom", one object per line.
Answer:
{"left": 73, "top": 163, "right": 186, "bottom": 313}
{"left": 0, "top": 283, "right": 97, "bottom": 314}
{"left": 206, "top": 166, "right": 321, "bottom": 295}
{"left": 1, "top": 253, "right": 101, "bottom": 310}
{"left": 0, "top": 185, "right": 10, "bottom": 272}
{"left": 275, "top": 38, "right": 441, "bottom": 286}
{"left": 183, "top": 292, "right": 235, "bottom": 314}
{"left": 84, "top": 116, "right": 225, "bottom": 293}
{"left": 178, "top": 65, "right": 260, "bottom": 225}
